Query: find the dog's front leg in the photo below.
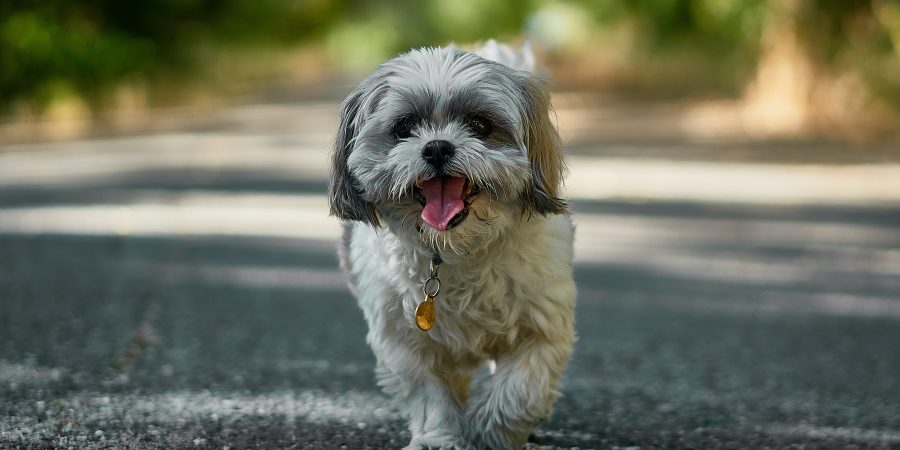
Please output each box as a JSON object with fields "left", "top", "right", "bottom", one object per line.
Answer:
{"left": 374, "top": 341, "right": 469, "bottom": 450}
{"left": 466, "top": 338, "right": 573, "bottom": 449}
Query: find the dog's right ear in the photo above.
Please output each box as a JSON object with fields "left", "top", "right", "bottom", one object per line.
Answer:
{"left": 328, "top": 87, "right": 380, "bottom": 226}
{"left": 519, "top": 73, "right": 568, "bottom": 217}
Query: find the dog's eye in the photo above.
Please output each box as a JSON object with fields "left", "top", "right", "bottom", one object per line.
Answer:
{"left": 467, "top": 115, "right": 492, "bottom": 137}
{"left": 394, "top": 116, "right": 415, "bottom": 140}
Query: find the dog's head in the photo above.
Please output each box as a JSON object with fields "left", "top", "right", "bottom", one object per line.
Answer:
{"left": 329, "top": 45, "right": 566, "bottom": 254}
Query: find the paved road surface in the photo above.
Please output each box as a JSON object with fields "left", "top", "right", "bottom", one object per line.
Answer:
{"left": 1, "top": 95, "right": 900, "bottom": 449}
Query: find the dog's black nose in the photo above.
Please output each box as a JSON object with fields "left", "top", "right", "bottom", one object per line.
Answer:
{"left": 422, "top": 140, "right": 455, "bottom": 168}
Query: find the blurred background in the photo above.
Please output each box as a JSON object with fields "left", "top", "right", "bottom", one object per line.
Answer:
{"left": 2, "top": 1, "right": 900, "bottom": 449}
{"left": 2, "top": 0, "right": 900, "bottom": 139}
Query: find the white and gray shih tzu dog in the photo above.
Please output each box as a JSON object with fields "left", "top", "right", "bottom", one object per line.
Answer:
{"left": 329, "top": 41, "right": 576, "bottom": 449}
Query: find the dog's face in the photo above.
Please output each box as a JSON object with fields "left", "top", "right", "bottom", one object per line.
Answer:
{"left": 329, "top": 46, "right": 566, "bottom": 254}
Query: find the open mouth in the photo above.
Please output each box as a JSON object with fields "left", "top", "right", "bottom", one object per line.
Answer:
{"left": 414, "top": 176, "right": 481, "bottom": 231}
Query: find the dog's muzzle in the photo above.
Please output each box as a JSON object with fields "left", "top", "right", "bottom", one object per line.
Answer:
{"left": 415, "top": 176, "right": 481, "bottom": 231}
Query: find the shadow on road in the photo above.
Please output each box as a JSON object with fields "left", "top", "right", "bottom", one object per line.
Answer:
{"left": 2, "top": 135, "right": 900, "bottom": 448}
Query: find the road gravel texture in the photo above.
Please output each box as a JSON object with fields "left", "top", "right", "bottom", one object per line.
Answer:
{"left": 1, "top": 96, "right": 899, "bottom": 449}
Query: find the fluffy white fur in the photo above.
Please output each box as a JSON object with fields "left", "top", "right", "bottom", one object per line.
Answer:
{"left": 330, "top": 42, "right": 576, "bottom": 450}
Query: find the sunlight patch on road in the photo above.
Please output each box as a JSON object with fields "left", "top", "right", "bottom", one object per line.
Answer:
{"left": 577, "top": 248, "right": 817, "bottom": 286}
{"left": 2, "top": 190, "right": 898, "bottom": 289}
{"left": 158, "top": 262, "right": 348, "bottom": 291}
{"left": 764, "top": 292, "right": 900, "bottom": 318}
{"left": 2, "top": 187, "right": 898, "bottom": 246}
{"left": 719, "top": 291, "right": 900, "bottom": 319}
{"left": 0, "top": 192, "right": 341, "bottom": 240}
{"left": 5, "top": 131, "right": 900, "bottom": 208}
{"left": 573, "top": 213, "right": 900, "bottom": 269}
{"left": 565, "top": 157, "right": 900, "bottom": 206}
{"left": 0, "top": 133, "right": 329, "bottom": 187}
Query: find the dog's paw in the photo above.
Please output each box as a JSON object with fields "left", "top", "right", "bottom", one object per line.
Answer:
{"left": 467, "top": 429, "right": 513, "bottom": 450}
{"left": 466, "top": 405, "right": 528, "bottom": 450}
{"left": 403, "top": 442, "right": 473, "bottom": 450}
{"left": 404, "top": 433, "right": 473, "bottom": 450}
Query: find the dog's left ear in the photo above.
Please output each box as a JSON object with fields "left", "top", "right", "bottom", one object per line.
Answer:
{"left": 328, "top": 86, "right": 381, "bottom": 226}
{"left": 520, "top": 75, "right": 568, "bottom": 216}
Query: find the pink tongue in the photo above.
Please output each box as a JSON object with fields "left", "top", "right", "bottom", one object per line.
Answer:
{"left": 420, "top": 176, "right": 467, "bottom": 231}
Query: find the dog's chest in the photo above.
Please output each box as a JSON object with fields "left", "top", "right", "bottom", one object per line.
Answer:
{"left": 349, "top": 215, "right": 574, "bottom": 356}
{"left": 420, "top": 253, "right": 548, "bottom": 354}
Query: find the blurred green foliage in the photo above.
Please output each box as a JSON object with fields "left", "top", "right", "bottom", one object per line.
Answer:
{"left": 1, "top": 0, "right": 899, "bottom": 115}
{"left": 0, "top": 0, "right": 345, "bottom": 111}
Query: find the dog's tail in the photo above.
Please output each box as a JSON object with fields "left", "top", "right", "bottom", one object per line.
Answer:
{"left": 473, "top": 39, "right": 535, "bottom": 73}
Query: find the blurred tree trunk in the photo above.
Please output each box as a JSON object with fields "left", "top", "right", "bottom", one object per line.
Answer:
{"left": 742, "top": 0, "right": 814, "bottom": 135}
{"left": 742, "top": 0, "right": 897, "bottom": 139}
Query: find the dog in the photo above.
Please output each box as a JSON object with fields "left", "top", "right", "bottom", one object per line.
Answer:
{"left": 329, "top": 42, "right": 576, "bottom": 449}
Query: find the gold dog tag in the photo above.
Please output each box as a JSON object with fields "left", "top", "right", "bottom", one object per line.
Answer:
{"left": 415, "top": 295, "right": 436, "bottom": 331}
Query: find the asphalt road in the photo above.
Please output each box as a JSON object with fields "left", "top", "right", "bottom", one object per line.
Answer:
{"left": 1, "top": 96, "right": 900, "bottom": 449}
